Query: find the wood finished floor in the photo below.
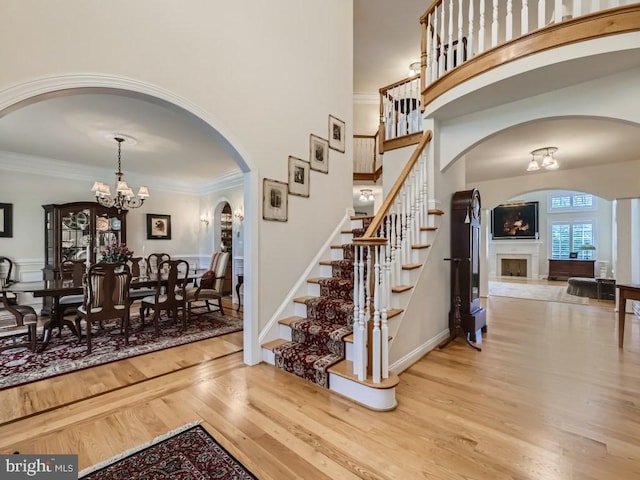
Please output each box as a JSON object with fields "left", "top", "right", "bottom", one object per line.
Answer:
{"left": 1, "top": 287, "right": 639, "bottom": 479}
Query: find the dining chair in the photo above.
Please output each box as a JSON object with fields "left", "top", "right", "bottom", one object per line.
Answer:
{"left": 0, "top": 256, "right": 18, "bottom": 305}
{"left": 147, "top": 253, "right": 171, "bottom": 275}
{"left": 139, "top": 259, "right": 189, "bottom": 334}
{"left": 185, "top": 251, "right": 230, "bottom": 321}
{"left": 0, "top": 292, "right": 39, "bottom": 352}
{"left": 75, "top": 262, "right": 132, "bottom": 354}
{"left": 58, "top": 259, "right": 87, "bottom": 324}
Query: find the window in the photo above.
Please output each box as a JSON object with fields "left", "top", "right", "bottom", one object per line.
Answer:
{"left": 550, "top": 220, "right": 595, "bottom": 259}
{"left": 548, "top": 191, "right": 596, "bottom": 212}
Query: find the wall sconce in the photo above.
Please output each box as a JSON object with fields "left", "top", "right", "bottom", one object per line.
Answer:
{"left": 234, "top": 208, "right": 244, "bottom": 222}
{"left": 200, "top": 215, "right": 210, "bottom": 226}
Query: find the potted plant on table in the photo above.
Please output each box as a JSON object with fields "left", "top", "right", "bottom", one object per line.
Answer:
{"left": 100, "top": 241, "right": 134, "bottom": 263}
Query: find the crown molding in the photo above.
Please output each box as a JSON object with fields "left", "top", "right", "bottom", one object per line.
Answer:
{"left": 353, "top": 92, "right": 379, "bottom": 105}
{"left": 0, "top": 150, "right": 242, "bottom": 196}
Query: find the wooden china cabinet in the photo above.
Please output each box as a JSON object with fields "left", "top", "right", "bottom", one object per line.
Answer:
{"left": 42, "top": 201, "right": 127, "bottom": 314}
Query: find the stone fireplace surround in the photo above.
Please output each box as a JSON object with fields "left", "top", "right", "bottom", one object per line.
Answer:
{"left": 489, "top": 240, "right": 542, "bottom": 279}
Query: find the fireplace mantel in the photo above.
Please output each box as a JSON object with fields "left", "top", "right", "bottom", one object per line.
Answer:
{"left": 489, "top": 240, "right": 542, "bottom": 279}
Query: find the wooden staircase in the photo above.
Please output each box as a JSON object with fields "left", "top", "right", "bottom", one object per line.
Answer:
{"left": 262, "top": 208, "right": 443, "bottom": 411}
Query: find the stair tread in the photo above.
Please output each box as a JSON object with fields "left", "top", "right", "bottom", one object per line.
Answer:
{"left": 428, "top": 209, "right": 445, "bottom": 215}
{"left": 392, "top": 285, "right": 413, "bottom": 293}
{"left": 388, "top": 308, "right": 402, "bottom": 319}
{"left": 279, "top": 315, "right": 304, "bottom": 326}
{"left": 402, "top": 263, "right": 421, "bottom": 270}
{"left": 262, "top": 338, "right": 289, "bottom": 351}
{"left": 328, "top": 360, "right": 400, "bottom": 389}
{"left": 412, "top": 243, "right": 432, "bottom": 250}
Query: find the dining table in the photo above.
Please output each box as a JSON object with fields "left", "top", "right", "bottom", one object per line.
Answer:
{"left": 2, "top": 273, "right": 196, "bottom": 352}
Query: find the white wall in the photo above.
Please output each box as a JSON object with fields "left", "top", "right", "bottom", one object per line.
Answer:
{"left": 0, "top": 0, "right": 354, "bottom": 363}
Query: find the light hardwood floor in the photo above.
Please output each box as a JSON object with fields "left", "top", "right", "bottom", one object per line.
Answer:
{"left": 1, "top": 289, "right": 639, "bottom": 479}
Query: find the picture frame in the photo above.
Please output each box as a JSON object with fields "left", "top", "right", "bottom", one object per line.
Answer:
{"left": 146, "top": 214, "right": 172, "bottom": 240}
{"left": 288, "top": 156, "right": 310, "bottom": 197}
{"left": 328, "top": 115, "right": 345, "bottom": 153}
{"left": 491, "top": 201, "right": 539, "bottom": 240}
{"left": 263, "top": 178, "right": 288, "bottom": 222}
{"left": 0, "top": 203, "right": 13, "bottom": 238}
{"left": 309, "top": 134, "right": 329, "bottom": 173}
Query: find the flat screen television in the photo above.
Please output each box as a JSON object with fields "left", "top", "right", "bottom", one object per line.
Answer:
{"left": 491, "top": 201, "right": 539, "bottom": 240}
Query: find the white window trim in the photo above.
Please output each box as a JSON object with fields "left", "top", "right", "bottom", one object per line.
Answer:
{"left": 547, "top": 190, "right": 597, "bottom": 213}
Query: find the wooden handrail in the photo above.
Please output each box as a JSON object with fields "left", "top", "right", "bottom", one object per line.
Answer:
{"left": 356, "top": 130, "right": 432, "bottom": 243}
{"left": 379, "top": 73, "right": 421, "bottom": 96}
{"left": 420, "top": 0, "right": 442, "bottom": 24}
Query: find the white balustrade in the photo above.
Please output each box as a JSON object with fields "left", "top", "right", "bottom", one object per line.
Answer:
{"left": 420, "top": 0, "right": 618, "bottom": 90}
{"left": 352, "top": 133, "right": 432, "bottom": 384}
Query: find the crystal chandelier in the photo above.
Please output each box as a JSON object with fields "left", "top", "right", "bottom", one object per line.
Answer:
{"left": 359, "top": 189, "right": 374, "bottom": 202}
{"left": 91, "top": 137, "right": 149, "bottom": 212}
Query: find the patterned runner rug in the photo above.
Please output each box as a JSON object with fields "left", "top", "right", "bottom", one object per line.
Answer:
{"left": 0, "top": 311, "right": 242, "bottom": 390}
{"left": 79, "top": 423, "right": 257, "bottom": 479}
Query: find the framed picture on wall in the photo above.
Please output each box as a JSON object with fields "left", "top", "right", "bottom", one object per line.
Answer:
{"left": 490, "top": 202, "right": 539, "bottom": 240}
{"left": 263, "top": 178, "right": 288, "bottom": 222}
{"left": 146, "top": 214, "right": 172, "bottom": 240}
{"left": 309, "top": 134, "right": 329, "bottom": 173}
{"left": 328, "top": 115, "right": 345, "bottom": 153}
{"left": 288, "top": 156, "right": 310, "bottom": 197}
{"left": 0, "top": 203, "right": 13, "bottom": 238}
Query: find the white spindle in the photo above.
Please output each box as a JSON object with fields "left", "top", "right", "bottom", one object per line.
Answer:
{"left": 491, "top": 0, "right": 499, "bottom": 47}
{"left": 357, "top": 246, "right": 366, "bottom": 380}
{"left": 590, "top": 0, "right": 600, "bottom": 15}
{"left": 554, "top": 0, "right": 562, "bottom": 24}
{"left": 372, "top": 246, "right": 381, "bottom": 383}
{"left": 394, "top": 202, "right": 402, "bottom": 283}
{"left": 439, "top": 5, "right": 446, "bottom": 76}
{"left": 353, "top": 245, "right": 360, "bottom": 376}
{"left": 426, "top": 13, "right": 433, "bottom": 85}
{"left": 457, "top": 0, "right": 463, "bottom": 68}
{"left": 521, "top": 0, "right": 529, "bottom": 36}
{"left": 447, "top": 0, "right": 454, "bottom": 72}
{"left": 478, "top": 0, "right": 486, "bottom": 53}
{"left": 506, "top": 0, "right": 513, "bottom": 41}
{"left": 467, "top": 0, "right": 475, "bottom": 61}
{"left": 576, "top": 0, "right": 583, "bottom": 17}
{"left": 538, "top": 0, "right": 546, "bottom": 29}
{"left": 381, "top": 243, "right": 389, "bottom": 379}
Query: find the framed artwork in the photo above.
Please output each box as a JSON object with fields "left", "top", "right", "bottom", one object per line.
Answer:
{"left": 263, "top": 178, "right": 288, "bottom": 222}
{"left": 0, "top": 203, "right": 13, "bottom": 238}
{"left": 309, "top": 134, "right": 329, "bottom": 173}
{"left": 490, "top": 201, "right": 539, "bottom": 240}
{"left": 328, "top": 115, "right": 345, "bottom": 153}
{"left": 288, "top": 156, "right": 310, "bottom": 197}
{"left": 146, "top": 214, "right": 172, "bottom": 240}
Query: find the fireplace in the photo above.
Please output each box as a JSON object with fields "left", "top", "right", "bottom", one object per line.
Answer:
{"left": 489, "top": 240, "right": 541, "bottom": 279}
{"left": 501, "top": 258, "right": 527, "bottom": 277}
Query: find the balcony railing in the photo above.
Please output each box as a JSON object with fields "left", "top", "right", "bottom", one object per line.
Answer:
{"left": 379, "top": 75, "right": 424, "bottom": 151}
{"left": 420, "top": 1, "right": 640, "bottom": 103}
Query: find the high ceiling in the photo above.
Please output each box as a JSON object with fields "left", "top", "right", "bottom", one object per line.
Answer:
{"left": 1, "top": 2, "right": 638, "bottom": 193}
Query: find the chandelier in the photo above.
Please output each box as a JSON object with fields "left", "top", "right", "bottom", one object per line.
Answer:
{"left": 526, "top": 147, "right": 559, "bottom": 172}
{"left": 91, "top": 136, "right": 149, "bottom": 211}
{"left": 359, "top": 189, "right": 374, "bottom": 202}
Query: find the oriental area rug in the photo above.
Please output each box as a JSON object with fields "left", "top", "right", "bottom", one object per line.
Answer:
{"left": 488, "top": 280, "right": 589, "bottom": 305}
{"left": 0, "top": 311, "right": 242, "bottom": 390}
{"left": 79, "top": 423, "right": 257, "bottom": 479}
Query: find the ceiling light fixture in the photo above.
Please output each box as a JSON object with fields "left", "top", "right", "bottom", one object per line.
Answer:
{"left": 527, "top": 147, "right": 559, "bottom": 172}
{"left": 91, "top": 136, "right": 150, "bottom": 212}
{"left": 408, "top": 61, "right": 421, "bottom": 76}
{"left": 359, "top": 189, "right": 374, "bottom": 202}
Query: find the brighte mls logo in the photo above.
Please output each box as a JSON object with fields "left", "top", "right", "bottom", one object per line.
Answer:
{"left": 1, "top": 455, "right": 77, "bottom": 480}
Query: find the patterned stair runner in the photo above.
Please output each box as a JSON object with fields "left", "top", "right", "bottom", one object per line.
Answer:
{"left": 273, "top": 218, "right": 371, "bottom": 388}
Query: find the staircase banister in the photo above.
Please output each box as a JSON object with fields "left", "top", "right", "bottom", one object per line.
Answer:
{"left": 379, "top": 73, "right": 421, "bottom": 96}
{"left": 355, "top": 129, "right": 432, "bottom": 243}
{"left": 420, "top": 0, "right": 443, "bottom": 24}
